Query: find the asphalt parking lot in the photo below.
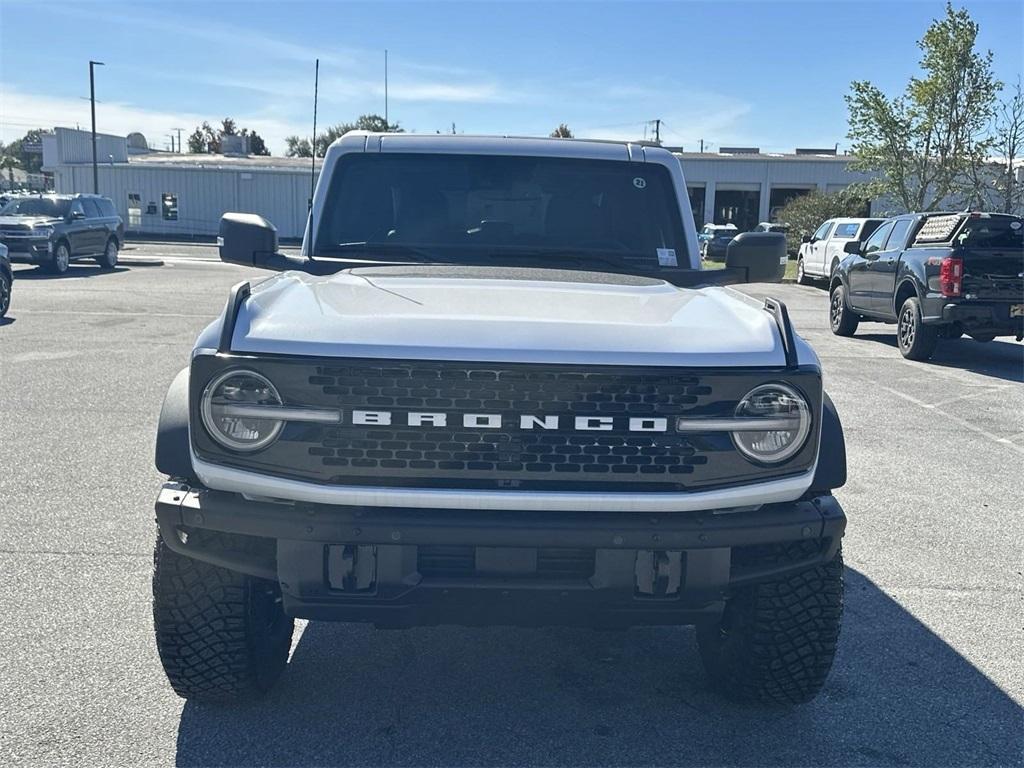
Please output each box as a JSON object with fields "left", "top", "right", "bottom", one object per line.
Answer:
{"left": 0, "top": 242, "right": 1021, "bottom": 767}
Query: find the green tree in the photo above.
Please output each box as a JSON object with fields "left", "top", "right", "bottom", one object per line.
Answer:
{"left": 187, "top": 119, "right": 268, "bottom": 155}
{"left": 284, "top": 135, "right": 313, "bottom": 158}
{"left": 777, "top": 185, "right": 877, "bottom": 256}
{"left": 550, "top": 123, "right": 573, "bottom": 138}
{"left": 1, "top": 129, "right": 45, "bottom": 176}
{"left": 845, "top": 3, "right": 1000, "bottom": 211}
{"left": 0, "top": 154, "right": 20, "bottom": 190}
{"left": 991, "top": 77, "right": 1024, "bottom": 213}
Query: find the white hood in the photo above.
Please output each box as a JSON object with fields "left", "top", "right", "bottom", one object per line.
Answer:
{"left": 229, "top": 268, "right": 785, "bottom": 366}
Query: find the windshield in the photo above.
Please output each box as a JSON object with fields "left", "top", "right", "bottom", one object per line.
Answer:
{"left": 0, "top": 197, "right": 70, "bottom": 218}
{"left": 315, "top": 154, "right": 688, "bottom": 269}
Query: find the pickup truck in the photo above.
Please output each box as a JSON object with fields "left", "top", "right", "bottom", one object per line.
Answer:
{"left": 152, "top": 133, "right": 847, "bottom": 706}
{"left": 796, "top": 217, "right": 884, "bottom": 285}
{"left": 829, "top": 211, "right": 1024, "bottom": 360}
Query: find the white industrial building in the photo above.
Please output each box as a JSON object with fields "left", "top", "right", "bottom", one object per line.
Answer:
{"left": 43, "top": 127, "right": 879, "bottom": 239}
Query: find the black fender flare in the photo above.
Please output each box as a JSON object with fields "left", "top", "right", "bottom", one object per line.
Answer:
{"left": 155, "top": 367, "right": 196, "bottom": 481}
{"left": 811, "top": 391, "right": 846, "bottom": 493}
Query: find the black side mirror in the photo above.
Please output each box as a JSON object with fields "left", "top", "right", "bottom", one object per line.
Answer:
{"left": 218, "top": 213, "right": 336, "bottom": 274}
{"left": 725, "top": 232, "right": 786, "bottom": 283}
{"left": 843, "top": 240, "right": 862, "bottom": 255}
{"left": 801, "top": 234, "right": 812, "bottom": 244}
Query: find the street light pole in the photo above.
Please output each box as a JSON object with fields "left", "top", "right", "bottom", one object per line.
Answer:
{"left": 89, "top": 60, "right": 105, "bottom": 194}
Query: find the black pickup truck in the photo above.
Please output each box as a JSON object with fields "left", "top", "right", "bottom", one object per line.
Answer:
{"left": 829, "top": 212, "right": 1024, "bottom": 360}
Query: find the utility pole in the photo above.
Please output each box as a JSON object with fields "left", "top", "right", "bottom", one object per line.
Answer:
{"left": 384, "top": 49, "right": 389, "bottom": 129}
{"left": 173, "top": 128, "right": 184, "bottom": 153}
{"left": 653, "top": 118, "right": 661, "bottom": 145}
{"left": 700, "top": 138, "right": 704, "bottom": 153}
{"left": 89, "top": 60, "right": 104, "bottom": 194}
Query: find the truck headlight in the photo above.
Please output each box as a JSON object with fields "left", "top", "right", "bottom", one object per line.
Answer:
{"left": 31, "top": 225, "right": 53, "bottom": 237}
{"left": 200, "top": 369, "right": 284, "bottom": 452}
{"left": 731, "top": 383, "right": 811, "bottom": 464}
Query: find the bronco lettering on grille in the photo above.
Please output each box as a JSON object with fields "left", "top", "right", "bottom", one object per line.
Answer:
{"left": 350, "top": 410, "right": 669, "bottom": 432}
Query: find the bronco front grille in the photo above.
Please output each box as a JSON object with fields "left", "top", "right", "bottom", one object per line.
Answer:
{"left": 189, "top": 356, "right": 823, "bottom": 492}
{"left": 308, "top": 363, "right": 712, "bottom": 481}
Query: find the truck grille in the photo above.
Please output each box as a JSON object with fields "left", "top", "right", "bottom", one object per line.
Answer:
{"left": 307, "top": 362, "right": 713, "bottom": 483}
{"left": 417, "top": 545, "right": 595, "bottom": 579}
{"left": 190, "top": 356, "right": 823, "bottom": 493}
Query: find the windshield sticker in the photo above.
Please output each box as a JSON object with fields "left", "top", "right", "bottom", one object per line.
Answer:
{"left": 657, "top": 248, "right": 678, "bottom": 267}
{"left": 633, "top": 177, "right": 647, "bottom": 189}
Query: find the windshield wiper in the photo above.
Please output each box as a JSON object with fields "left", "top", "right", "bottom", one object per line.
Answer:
{"left": 321, "top": 242, "right": 441, "bottom": 262}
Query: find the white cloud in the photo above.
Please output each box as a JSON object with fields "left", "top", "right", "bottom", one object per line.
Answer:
{"left": 0, "top": 86, "right": 310, "bottom": 154}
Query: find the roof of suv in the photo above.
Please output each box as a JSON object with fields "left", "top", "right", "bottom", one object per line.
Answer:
{"left": 332, "top": 131, "right": 677, "bottom": 163}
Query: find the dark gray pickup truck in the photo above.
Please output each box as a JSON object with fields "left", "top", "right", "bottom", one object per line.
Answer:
{"left": 829, "top": 212, "right": 1024, "bottom": 360}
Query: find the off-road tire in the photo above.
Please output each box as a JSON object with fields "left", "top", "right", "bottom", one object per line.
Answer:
{"left": 96, "top": 237, "right": 118, "bottom": 269}
{"left": 829, "top": 283, "right": 858, "bottom": 336}
{"left": 897, "top": 296, "right": 938, "bottom": 361}
{"left": 49, "top": 241, "right": 70, "bottom": 275}
{"left": 152, "top": 530, "right": 294, "bottom": 701}
{"left": 969, "top": 333, "right": 996, "bottom": 343}
{"left": 698, "top": 549, "right": 844, "bottom": 705}
{"left": 796, "top": 258, "right": 811, "bottom": 285}
{"left": 0, "top": 271, "right": 11, "bottom": 318}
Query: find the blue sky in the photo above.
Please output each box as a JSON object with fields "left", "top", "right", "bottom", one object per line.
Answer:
{"left": 1, "top": 0, "right": 1021, "bottom": 154}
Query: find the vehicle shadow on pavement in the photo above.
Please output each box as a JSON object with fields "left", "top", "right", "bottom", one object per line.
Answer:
{"left": 12, "top": 265, "right": 131, "bottom": 280}
{"left": 850, "top": 333, "right": 1024, "bottom": 384}
{"left": 174, "top": 568, "right": 1022, "bottom": 767}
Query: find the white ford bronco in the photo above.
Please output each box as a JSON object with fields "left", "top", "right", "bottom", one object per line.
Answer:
{"left": 153, "top": 133, "right": 847, "bottom": 705}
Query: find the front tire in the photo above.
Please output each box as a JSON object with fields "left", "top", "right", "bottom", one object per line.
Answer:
{"left": 897, "top": 297, "right": 939, "bottom": 361}
{"left": 796, "top": 258, "right": 811, "bottom": 285}
{"left": 969, "top": 333, "right": 996, "bottom": 343}
{"left": 49, "top": 241, "right": 70, "bottom": 275}
{"left": 0, "top": 271, "right": 10, "bottom": 318}
{"left": 829, "top": 283, "right": 859, "bottom": 336}
{"left": 698, "top": 550, "right": 844, "bottom": 705}
{"left": 152, "top": 530, "right": 294, "bottom": 701}
{"left": 96, "top": 237, "right": 118, "bottom": 269}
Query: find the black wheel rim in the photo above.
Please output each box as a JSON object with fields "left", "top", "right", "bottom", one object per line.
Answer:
{"left": 899, "top": 305, "right": 915, "bottom": 349}
{"left": 830, "top": 290, "right": 843, "bottom": 330}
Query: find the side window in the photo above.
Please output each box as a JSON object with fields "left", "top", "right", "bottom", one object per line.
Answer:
{"left": 81, "top": 198, "right": 101, "bottom": 219}
{"left": 833, "top": 222, "right": 860, "bottom": 239}
{"left": 69, "top": 200, "right": 86, "bottom": 219}
{"left": 885, "top": 219, "right": 913, "bottom": 250}
{"left": 813, "top": 220, "right": 833, "bottom": 240}
{"left": 859, "top": 220, "right": 882, "bottom": 241}
{"left": 161, "top": 193, "right": 178, "bottom": 221}
{"left": 98, "top": 198, "right": 117, "bottom": 217}
{"left": 863, "top": 221, "right": 895, "bottom": 255}
{"left": 127, "top": 193, "right": 142, "bottom": 228}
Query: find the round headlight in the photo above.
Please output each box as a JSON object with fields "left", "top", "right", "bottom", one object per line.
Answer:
{"left": 731, "top": 383, "right": 811, "bottom": 464}
{"left": 200, "top": 370, "right": 284, "bottom": 452}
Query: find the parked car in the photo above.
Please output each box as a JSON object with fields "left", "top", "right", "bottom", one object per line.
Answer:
{"left": 151, "top": 133, "right": 846, "bottom": 705}
{"left": 754, "top": 221, "right": 788, "bottom": 234}
{"left": 796, "top": 217, "right": 884, "bottom": 285}
{"left": 697, "top": 223, "right": 738, "bottom": 261}
{"left": 830, "top": 211, "right": 1024, "bottom": 359}
{"left": 0, "top": 193, "right": 124, "bottom": 274}
{"left": 0, "top": 242, "right": 11, "bottom": 319}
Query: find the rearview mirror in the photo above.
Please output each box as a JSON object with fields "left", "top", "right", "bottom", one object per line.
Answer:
{"left": 725, "top": 232, "right": 786, "bottom": 283}
{"left": 218, "top": 213, "right": 279, "bottom": 267}
{"left": 843, "top": 240, "right": 862, "bottom": 255}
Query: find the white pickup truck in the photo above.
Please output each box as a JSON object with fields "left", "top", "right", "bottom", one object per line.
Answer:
{"left": 152, "top": 133, "right": 847, "bottom": 706}
{"left": 797, "top": 216, "right": 884, "bottom": 284}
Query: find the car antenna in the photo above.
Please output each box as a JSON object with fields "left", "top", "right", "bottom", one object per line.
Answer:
{"left": 309, "top": 58, "right": 319, "bottom": 213}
